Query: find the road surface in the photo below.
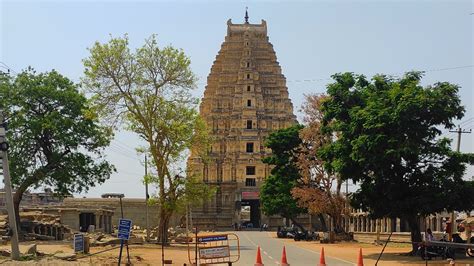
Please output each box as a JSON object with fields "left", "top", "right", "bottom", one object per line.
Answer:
{"left": 232, "top": 231, "right": 353, "bottom": 265}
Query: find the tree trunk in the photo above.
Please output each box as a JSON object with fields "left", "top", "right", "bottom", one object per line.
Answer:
{"left": 332, "top": 215, "right": 344, "bottom": 233}
{"left": 11, "top": 170, "right": 45, "bottom": 240}
{"left": 12, "top": 185, "right": 28, "bottom": 240}
{"left": 157, "top": 209, "right": 172, "bottom": 245}
{"left": 407, "top": 215, "right": 422, "bottom": 255}
{"left": 290, "top": 217, "right": 307, "bottom": 233}
{"left": 13, "top": 195, "right": 21, "bottom": 235}
{"left": 318, "top": 214, "right": 328, "bottom": 232}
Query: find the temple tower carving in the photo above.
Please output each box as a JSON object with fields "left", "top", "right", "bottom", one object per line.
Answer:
{"left": 188, "top": 15, "right": 297, "bottom": 229}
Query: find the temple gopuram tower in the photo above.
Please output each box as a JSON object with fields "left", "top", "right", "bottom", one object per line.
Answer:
{"left": 188, "top": 12, "right": 297, "bottom": 229}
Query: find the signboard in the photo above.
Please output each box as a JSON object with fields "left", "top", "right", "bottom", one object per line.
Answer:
{"left": 199, "top": 246, "right": 230, "bottom": 259}
{"left": 242, "top": 191, "right": 259, "bottom": 200}
{"left": 73, "top": 234, "right": 84, "bottom": 253}
{"left": 198, "top": 234, "right": 228, "bottom": 243}
{"left": 117, "top": 218, "right": 132, "bottom": 240}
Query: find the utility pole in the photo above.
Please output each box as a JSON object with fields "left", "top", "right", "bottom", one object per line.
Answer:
{"left": 0, "top": 113, "right": 20, "bottom": 260}
{"left": 144, "top": 155, "right": 150, "bottom": 241}
{"left": 448, "top": 126, "right": 471, "bottom": 241}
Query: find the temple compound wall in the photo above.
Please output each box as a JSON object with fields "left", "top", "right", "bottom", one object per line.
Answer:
{"left": 187, "top": 17, "right": 301, "bottom": 230}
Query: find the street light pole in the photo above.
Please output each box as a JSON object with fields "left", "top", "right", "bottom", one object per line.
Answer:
{"left": 0, "top": 114, "right": 20, "bottom": 260}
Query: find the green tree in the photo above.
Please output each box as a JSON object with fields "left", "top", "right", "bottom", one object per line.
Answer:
{"left": 83, "top": 35, "right": 211, "bottom": 242}
{"left": 0, "top": 69, "right": 115, "bottom": 231}
{"left": 320, "top": 72, "right": 474, "bottom": 251}
{"left": 261, "top": 125, "right": 306, "bottom": 229}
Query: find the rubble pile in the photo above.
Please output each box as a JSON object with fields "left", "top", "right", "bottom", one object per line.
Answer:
{"left": 89, "top": 231, "right": 144, "bottom": 247}
{"left": 0, "top": 211, "right": 71, "bottom": 241}
{"left": 149, "top": 226, "right": 193, "bottom": 243}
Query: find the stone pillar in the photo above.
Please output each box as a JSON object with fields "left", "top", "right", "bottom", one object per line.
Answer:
{"left": 396, "top": 218, "right": 401, "bottom": 232}
{"left": 108, "top": 215, "right": 112, "bottom": 233}
{"left": 104, "top": 215, "right": 108, "bottom": 233}
{"left": 58, "top": 228, "right": 63, "bottom": 240}
{"left": 376, "top": 219, "right": 381, "bottom": 242}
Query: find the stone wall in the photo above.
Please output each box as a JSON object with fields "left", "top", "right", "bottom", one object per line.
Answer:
{"left": 63, "top": 198, "right": 181, "bottom": 229}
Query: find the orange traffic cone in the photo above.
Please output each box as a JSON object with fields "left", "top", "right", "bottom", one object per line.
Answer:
{"left": 281, "top": 246, "right": 290, "bottom": 266}
{"left": 357, "top": 248, "right": 364, "bottom": 266}
{"left": 319, "top": 247, "right": 326, "bottom": 266}
{"left": 255, "top": 246, "right": 264, "bottom": 266}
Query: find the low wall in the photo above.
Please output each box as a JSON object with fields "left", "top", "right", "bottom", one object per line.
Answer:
{"left": 354, "top": 232, "right": 411, "bottom": 243}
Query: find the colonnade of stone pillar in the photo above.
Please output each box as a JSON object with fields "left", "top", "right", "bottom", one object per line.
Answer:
{"left": 349, "top": 216, "right": 401, "bottom": 233}
{"left": 31, "top": 224, "right": 64, "bottom": 240}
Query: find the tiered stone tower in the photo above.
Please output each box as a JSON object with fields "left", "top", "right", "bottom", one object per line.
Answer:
{"left": 188, "top": 13, "right": 297, "bottom": 229}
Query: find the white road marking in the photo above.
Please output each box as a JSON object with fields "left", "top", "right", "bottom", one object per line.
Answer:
{"left": 265, "top": 232, "right": 354, "bottom": 265}
{"left": 243, "top": 232, "right": 282, "bottom": 265}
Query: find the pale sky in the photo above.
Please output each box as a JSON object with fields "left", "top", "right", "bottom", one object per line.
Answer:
{"left": 1, "top": 0, "right": 473, "bottom": 198}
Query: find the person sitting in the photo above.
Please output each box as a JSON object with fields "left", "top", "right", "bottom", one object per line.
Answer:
{"left": 425, "top": 228, "right": 435, "bottom": 242}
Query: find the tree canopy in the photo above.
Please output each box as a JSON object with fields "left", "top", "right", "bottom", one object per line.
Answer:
{"left": 82, "top": 35, "right": 212, "bottom": 242}
{"left": 320, "top": 72, "right": 474, "bottom": 245}
{"left": 0, "top": 69, "right": 115, "bottom": 229}
{"left": 292, "top": 94, "right": 346, "bottom": 232}
{"left": 260, "top": 125, "right": 305, "bottom": 227}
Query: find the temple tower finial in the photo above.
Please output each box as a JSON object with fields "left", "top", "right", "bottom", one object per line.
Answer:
{"left": 245, "top": 7, "right": 249, "bottom": 23}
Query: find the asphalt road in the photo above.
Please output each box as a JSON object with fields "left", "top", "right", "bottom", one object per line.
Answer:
{"left": 231, "top": 231, "right": 353, "bottom": 266}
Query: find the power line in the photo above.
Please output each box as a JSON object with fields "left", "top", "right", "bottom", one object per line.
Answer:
{"left": 114, "top": 169, "right": 143, "bottom": 176}
{"left": 197, "top": 64, "right": 474, "bottom": 86}
{"left": 111, "top": 142, "right": 137, "bottom": 154}
{"left": 113, "top": 139, "right": 139, "bottom": 153}
{"left": 461, "top": 120, "right": 474, "bottom": 129}
{"left": 108, "top": 146, "right": 141, "bottom": 161}
{"left": 0, "top": 62, "right": 17, "bottom": 75}
{"left": 423, "top": 65, "right": 473, "bottom": 73}
{"left": 460, "top": 117, "right": 474, "bottom": 126}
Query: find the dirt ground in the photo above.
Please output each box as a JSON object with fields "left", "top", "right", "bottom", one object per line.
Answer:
{"left": 0, "top": 236, "right": 473, "bottom": 265}
{"left": 0, "top": 241, "right": 192, "bottom": 265}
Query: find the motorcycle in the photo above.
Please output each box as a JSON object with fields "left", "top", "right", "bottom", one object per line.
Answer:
{"left": 293, "top": 231, "right": 319, "bottom": 241}
{"left": 452, "top": 233, "right": 474, "bottom": 257}
{"left": 417, "top": 234, "right": 454, "bottom": 260}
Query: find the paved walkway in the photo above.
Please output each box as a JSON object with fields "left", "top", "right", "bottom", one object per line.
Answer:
{"left": 233, "top": 231, "right": 353, "bottom": 265}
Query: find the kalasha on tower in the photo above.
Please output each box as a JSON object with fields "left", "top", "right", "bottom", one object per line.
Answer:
{"left": 188, "top": 12, "right": 298, "bottom": 229}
